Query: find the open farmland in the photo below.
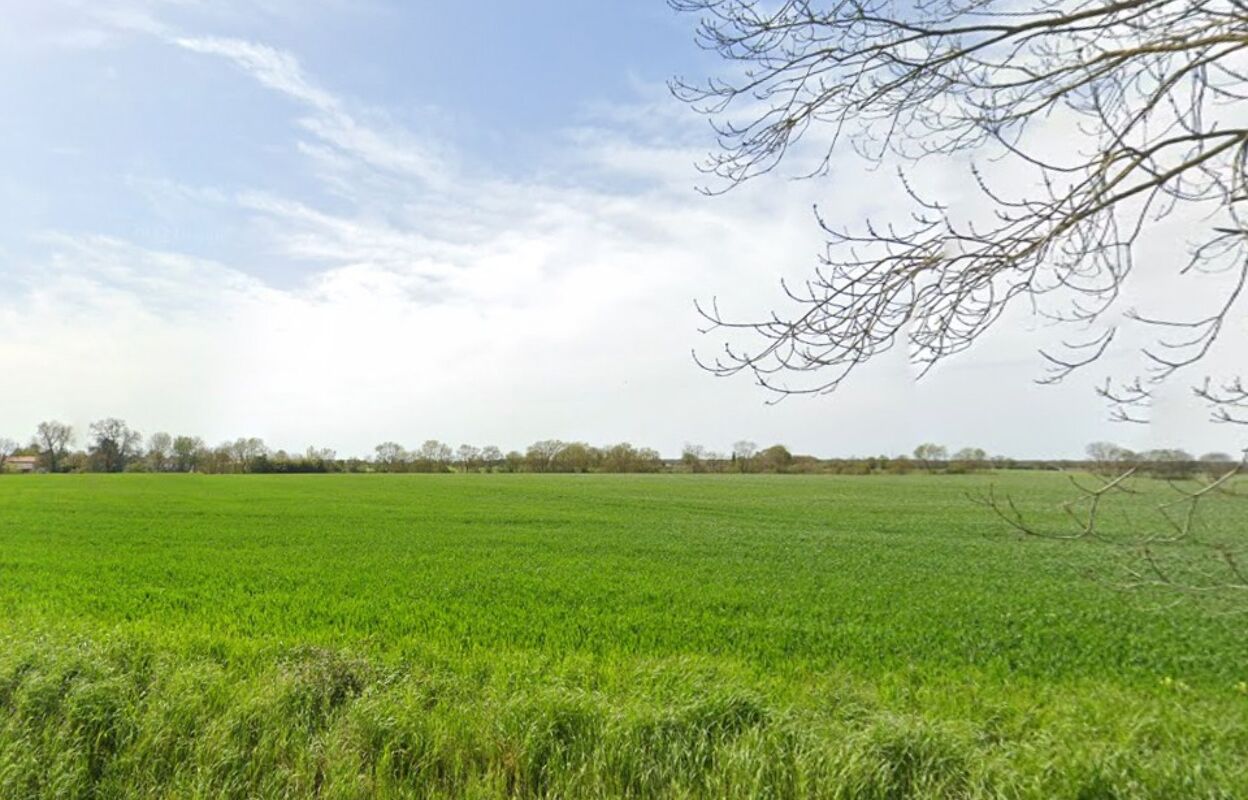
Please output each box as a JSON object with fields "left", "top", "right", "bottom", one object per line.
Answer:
{"left": 0, "top": 473, "right": 1245, "bottom": 798}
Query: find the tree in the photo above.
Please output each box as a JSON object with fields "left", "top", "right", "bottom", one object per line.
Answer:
{"left": 731, "top": 440, "right": 757, "bottom": 472}
{"left": 227, "top": 437, "right": 269, "bottom": 473}
{"left": 88, "top": 418, "right": 143, "bottom": 473}
{"left": 885, "top": 456, "right": 915, "bottom": 475}
{"left": 913, "top": 443, "right": 948, "bottom": 473}
{"left": 757, "top": 444, "right": 794, "bottom": 473}
{"left": 600, "top": 443, "right": 663, "bottom": 473}
{"left": 147, "top": 432, "right": 173, "bottom": 473}
{"left": 415, "top": 440, "right": 452, "bottom": 472}
{"left": 672, "top": 0, "right": 1246, "bottom": 425}
{"left": 553, "top": 442, "right": 597, "bottom": 473}
{"left": 304, "top": 447, "right": 337, "bottom": 472}
{"left": 950, "top": 447, "right": 988, "bottom": 473}
{"left": 480, "top": 446, "right": 504, "bottom": 471}
{"left": 203, "top": 444, "right": 233, "bottom": 474}
{"left": 374, "top": 442, "right": 408, "bottom": 472}
{"left": 455, "top": 444, "right": 482, "bottom": 472}
{"left": 1198, "top": 451, "right": 1236, "bottom": 477}
{"left": 172, "top": 436, "right": 205, "bottom": 472}
{"left": 1139, "top": 448, "right": 1197, "bottom": 480}
{"left": 1085, "top": 442, "right": 1136, "bottom": 477}
{"left": 0, "top": 438, "right": 16, "bottom": 471}
{"left": 526, "top": 440, "right": 567, "bottom": 473}
{"left": 681, "top": 443, "right": 707, "bottom": 473}
{"left": 34, "top": 421, "right": 74, "bottom": 473}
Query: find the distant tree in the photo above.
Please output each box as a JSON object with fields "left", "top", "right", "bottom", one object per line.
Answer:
{"left": 913, "top": 444, "right": 948, "bottom": 473}
{"left": 951, "top": 447, "right": 988, "bottom": 473}
{"left": 227, "top": 437, "right": 269, "bottom": 473}
{"left": 504, "top": 450, "right": 526, "bottom": 473}
{"left": 681, "top": 443, "right": 707, "bottom": 473}
{"left": 304, "top": 447, "right": 337, "bottom": 471}
{"left": 374, "top": 442, "right": 408, "bottom": 472}
{"left": 1139, "top": 448, "right": 1197, "bottom": 480}
{"left": 147, "top": 432, "right": 174, "bottom": 473}
{"left": 757, "top": 444, "right": 794, "bottom": 473}
{"left": 203, "top": 444, "right": 233, "bottom": 474}
{"left": 732, "top": 440, "right": 757, "bottom": 460}
{"left": 600, "top": 443, "right": 663, "bottom": 473}
{"left": 34, "top": 421, "right": 74, "bottom": 473}
{"left": 732, "top": 440, "right": 758, "bottom": 473}
{"left": 885, "top": 456, "right": 915, "bottom": 475}
{"left": 553, "top": 442, "right": 597, "bottom": 473}
{"left": 598, "top": 443, "right": 631, "bottom": 473}
{"left": 1085, "top": 442, "right": 1136, "bottom": 476}
{"left": 0, "top": 437, "right": 16, "bottom": 472}
{"left": 789, "top": 455, "right": 823, "bottom": 474}
{"left": 638, "top": 447, "right": 664, "bottom": 472}
{"left": 526, "top": 440, "right": 567, "bottom": 473}
{"left": 480, "top": 446, "right": 504, "bottom": 471}
{"left": 415, "top": 440, "right": 453, "bottom": 472}
{"left": 61, "top": 451, "right": 89, "bottom": 472}
{"left": 1140, "top": 449, "right": 1194, "bottom": 463}
{"left": 226, "top": 439, "right": 246, "bottom": 470}
{"left": 88, "top": 418, "right": 143, "bottom": 473}
{"left": 455, "top": 444, "right": 482, "bottom": 472}
{"left": 172, "top": 435, "right": 205, "bottom": 472}
{"left": 1198, "top": 451, "right": 1236, "bottom": 478}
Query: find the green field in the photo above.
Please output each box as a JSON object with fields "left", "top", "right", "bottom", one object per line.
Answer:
{"left": 0, "top": 474, "right": 1244, "bottom": 798}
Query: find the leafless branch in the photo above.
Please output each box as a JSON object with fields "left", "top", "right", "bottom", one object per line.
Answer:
{"left": 673, "top": 0, "right": 1247, "bottom": 417}
{"left": 972, "top": 455, "right": 1248, "bottom": 598}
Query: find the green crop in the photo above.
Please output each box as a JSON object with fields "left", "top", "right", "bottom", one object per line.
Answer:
{"left": 0, "top": 473, "right": 1244, "bottom": 798}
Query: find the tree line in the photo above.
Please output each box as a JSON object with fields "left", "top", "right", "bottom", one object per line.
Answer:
{"left": 0, "top": 420, "right": 671, "bottom": 475}
{"left": 0, "top": 424, "right": 993, "bottom": 476}
{"left": 1083, "top": 442, "right": 1242, "bottom": 480}
{"left": 0, "top": 419, "right": 1236, "bottom": 476}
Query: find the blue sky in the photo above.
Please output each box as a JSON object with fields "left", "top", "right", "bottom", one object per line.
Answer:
{"left": 0, "top": 0, "right": 1238, "bottom": 458}
{"left": 0, "top": 2, "right": 703, "bottom": 275}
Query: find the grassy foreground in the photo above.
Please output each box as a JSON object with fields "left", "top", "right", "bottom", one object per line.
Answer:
{"left": 0, "top": 473, "right": 1244, "bottom": 798}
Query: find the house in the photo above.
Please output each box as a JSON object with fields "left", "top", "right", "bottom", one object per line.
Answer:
{"left": 4, "top": 456, "right": 39, "bottom": 474}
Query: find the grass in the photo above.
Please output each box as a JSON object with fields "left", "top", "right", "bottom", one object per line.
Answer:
{"left": 0, "top": 473, "right": 1244, "bottom": 798}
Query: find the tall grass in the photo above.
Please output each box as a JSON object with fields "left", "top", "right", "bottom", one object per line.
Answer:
{"left": 2, "top": 638, "right": 1244, "bottom": 799}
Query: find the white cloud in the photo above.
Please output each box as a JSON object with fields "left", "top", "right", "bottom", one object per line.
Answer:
{"left": 174, "top": 36, "right": 336, "bottom": 110}
{"left": 0, "top": 24, "right": 1242, "bottom": 459}
{"left": 174, "top": 35, "right": 449, "bottom": 187}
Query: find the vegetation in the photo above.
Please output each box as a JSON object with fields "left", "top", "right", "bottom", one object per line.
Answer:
{"left": 12, "top": 416, "right": 1231, "bottom": 478}
{"left": 0, "top": 473, "right": 1245, "bottom": 798}
{"left": 672, "top": 0, "right": 1247, "bottom": 427}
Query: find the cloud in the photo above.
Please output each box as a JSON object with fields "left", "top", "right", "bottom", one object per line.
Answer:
{"left": 174, "top": 35, "right": 448, "bottom": 186}
{"left": 174, "top": 36, "right": 336, "bottom": 109}
{"left": 1, "top": 20, "right": 1241, "bottom": 459}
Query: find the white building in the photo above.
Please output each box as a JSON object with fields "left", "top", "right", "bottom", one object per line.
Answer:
{"left": 4, "top": 456, "right": 39, "bottom": 473}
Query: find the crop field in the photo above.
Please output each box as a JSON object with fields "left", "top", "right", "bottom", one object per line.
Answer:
{"left": 0, "top": 473, "right": 1244, "bottom": 798}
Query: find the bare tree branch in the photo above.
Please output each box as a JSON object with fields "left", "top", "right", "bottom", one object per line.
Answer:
{"left": 971, "top": 454, "right": 1248, "bottom": 598}
{"left": 672, "top": 0, "right": 1248, "bottom": 419}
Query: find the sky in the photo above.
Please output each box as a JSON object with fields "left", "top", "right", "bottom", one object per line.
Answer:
{"left": 0, "top": 0, "right": 1242, "bottom": 459}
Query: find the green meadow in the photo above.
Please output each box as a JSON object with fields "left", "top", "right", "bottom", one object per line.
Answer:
{"left": 0, "top": 474, "right": 1244, "bottom": 798}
